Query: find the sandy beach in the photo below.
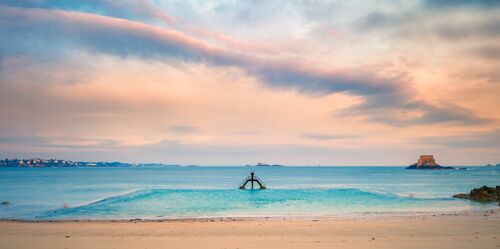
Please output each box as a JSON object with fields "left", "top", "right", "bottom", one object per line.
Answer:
{"left": 1, "top": 209, "right": 499, "bottom": 249}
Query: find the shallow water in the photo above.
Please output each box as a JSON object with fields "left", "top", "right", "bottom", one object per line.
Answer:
{"left": 0, "top": 166, "right": 498, "bottom": 219}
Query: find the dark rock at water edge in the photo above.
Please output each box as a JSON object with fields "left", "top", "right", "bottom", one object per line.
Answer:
{"left": 453, "top": 186, "right": 500, "bottom": 205}
{"left": 406, "top": 163, "right": 454, "bottom": 169}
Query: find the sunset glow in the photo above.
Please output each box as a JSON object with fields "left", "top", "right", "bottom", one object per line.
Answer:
{"left": 1, "top": 1, "right": 499, "bottom": 165}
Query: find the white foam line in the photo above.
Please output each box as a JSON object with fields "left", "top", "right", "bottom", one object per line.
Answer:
{"left": 69, "top": 189, "right": 144, "bottom": 208}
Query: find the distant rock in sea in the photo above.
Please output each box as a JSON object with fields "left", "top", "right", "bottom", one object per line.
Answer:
{"left": 453, "top": 186, "right": 500, "bottom": 205}
{"left": 250, "top": 162, "right": 285, "bottom": 167}
{"left": 406, "top": 155, "right": 454, "bottom": 169}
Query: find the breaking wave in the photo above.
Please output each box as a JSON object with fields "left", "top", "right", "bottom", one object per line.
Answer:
{"left": 39, "top": 188, "right": 459, "bottom": 220}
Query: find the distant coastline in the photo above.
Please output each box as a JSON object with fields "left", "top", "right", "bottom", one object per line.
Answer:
{"left": 0, "top": 158, "right": 181, "bottom": 168}
{"left": 0, "top": 158, "right": 497, "bottom": 168}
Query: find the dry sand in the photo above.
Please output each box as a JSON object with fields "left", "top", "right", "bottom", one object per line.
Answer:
{"left": 1, "top": 209, "right": 499, "bottom": 249}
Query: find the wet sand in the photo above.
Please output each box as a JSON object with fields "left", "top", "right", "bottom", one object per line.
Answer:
{"left": 1, "top": 209, "right": 499, "bottom": 249}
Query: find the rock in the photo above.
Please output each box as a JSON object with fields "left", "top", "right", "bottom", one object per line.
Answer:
{"left": 453, "top": 186, "right": 500, "bottom": 204}
{"left": 453, "top": 193, "right": 469, "bottom": 199}
{"left": 469, "top": 186, "right": 500, "bottom": 202}
{"left": 406, "top": 163, "right": 454, "bottom": 170}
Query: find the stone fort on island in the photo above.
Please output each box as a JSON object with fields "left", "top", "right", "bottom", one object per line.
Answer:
{"left": 417, "top": 155, "right": 438, "bottom": 167}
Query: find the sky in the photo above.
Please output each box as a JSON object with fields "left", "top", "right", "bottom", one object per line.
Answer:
{"left": 0, "top": 0, "right": 499, "bottom": 166}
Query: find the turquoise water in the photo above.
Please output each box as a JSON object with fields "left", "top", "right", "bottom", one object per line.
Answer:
{"left": 0, "top": 166, "right": 498, "bottom": 220}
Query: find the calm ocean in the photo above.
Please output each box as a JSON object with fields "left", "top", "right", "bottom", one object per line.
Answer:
{"left": 0, "top": 166, "right": 498, "bottom": 220}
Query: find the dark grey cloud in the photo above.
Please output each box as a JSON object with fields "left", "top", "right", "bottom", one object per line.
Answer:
{"left": 0, "top": 7, "right": 489, "bottom": 126}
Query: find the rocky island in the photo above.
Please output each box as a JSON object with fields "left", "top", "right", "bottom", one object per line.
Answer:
{"left": 406, "top": 155, "right": 454, "bottom": 169}
{"left": 245, "top": 162, "right": 284, "bottom": 167}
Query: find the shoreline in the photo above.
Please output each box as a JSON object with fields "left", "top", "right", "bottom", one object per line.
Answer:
{"left": 1, "top": 208, "right": 499, "bottom": 249}
{"left": 2, "top": 207, "right": 498, "bottom": 223}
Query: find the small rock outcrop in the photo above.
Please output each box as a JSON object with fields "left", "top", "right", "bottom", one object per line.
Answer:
{"left": 453, "top": 186, "right": 500, "bottom": 205}
{"left": 406, "top": 155, "right": 454, "bottom": 169}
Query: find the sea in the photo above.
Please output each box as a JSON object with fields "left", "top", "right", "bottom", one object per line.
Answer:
{"left": 0, "top": 166, "right": 499, "bottom": 220}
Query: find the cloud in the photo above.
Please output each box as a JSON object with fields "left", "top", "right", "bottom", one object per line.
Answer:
{"left": 0, "top": 9, "right": 400, "bottom": 102}
{"left": 0, "top": 0, "right": 177, "bottom": 25}
{"left": 356, "top": 5, "right": 500, "bottom": 40}
{"left": 468, "top": 45, "right": 500, "bottom": 60}
{"left": 0, "top": 0, "right": 288, "bottom": 55}
{"left": 339, "top": 93, "right": 491, "bottom": 126}
{"left": 423, "top": 0, "right": 500, "bottom": 9}
{"left": 356, "top": 11, "right": 405, "bottom": 31}
{"left": 169, "top": 125, "right": 199, "bottom": 134}
{"left": 300, "top": 133, "right": 358, "bottom": 140}
{"left": 0, "top": 7, "right": 490, "bottom": 126}
{"left": 415, "top": 130, "right": 500, "bottom": 148}
{"left": 0, "top": 135, "right": 120, "bottom": 149}
{"left": 434, "top": 18, "right": 500, "bottom": 40}
{"left": 0, "top": 136, "right": 50, "bottom": 145}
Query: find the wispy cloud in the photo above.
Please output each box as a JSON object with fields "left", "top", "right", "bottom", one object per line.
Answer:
{"left": 300, "top": 133, "right": 359, "bottom": 140}
{"left": 414, "top": 130, "right": 500, "bottom": 148}
{"left": 169, "top": 125, "right": 199, "bottom": 134}
{"left": 0, "top": 6, "right": 488, "bottom": 126}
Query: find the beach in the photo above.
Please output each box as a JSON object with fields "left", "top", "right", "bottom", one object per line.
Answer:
{"left": 1, "top": 209, "right": 499, "bottom": 249}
